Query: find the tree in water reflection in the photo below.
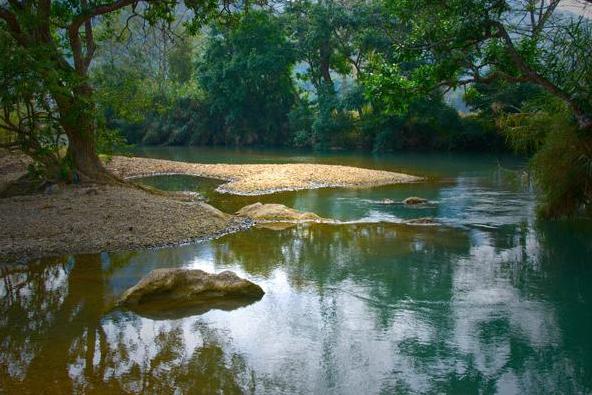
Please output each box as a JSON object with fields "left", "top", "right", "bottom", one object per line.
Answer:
{"left": 0, "top": 256, "right": 254, "bottom": 393}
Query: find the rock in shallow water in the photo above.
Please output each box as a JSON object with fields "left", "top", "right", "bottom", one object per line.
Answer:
{"left": 236, "top": 202, "right": 330, "bottom": 222}
{"left": 403, "top": 196, "right": 428, "bottom": 205}
{"left": 405, "top": 217, "right": 438, "bottom": 225}
{"left": 119, "top": 268, "right": 264, "bottom": 319}
{"left": 379, "top": 198, "right": 396, "bottom": 204}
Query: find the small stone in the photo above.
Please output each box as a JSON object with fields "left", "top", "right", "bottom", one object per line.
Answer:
{"left": 44, "top": 184, "right": 59, "bottom": 195}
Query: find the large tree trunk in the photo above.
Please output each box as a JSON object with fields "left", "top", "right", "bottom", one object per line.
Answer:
{"left": 319, "top": 40, "right": 333, "bottom": 86}
{"left": 64, "top": 123, "right": 112, "bottom": 182}
{"left": 54, "top": 84, "right": 116, "bottom": 183}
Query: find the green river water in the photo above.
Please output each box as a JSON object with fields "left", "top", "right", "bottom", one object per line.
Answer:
{"left": 1, "top": 147, "right": 591, "bottom": 394}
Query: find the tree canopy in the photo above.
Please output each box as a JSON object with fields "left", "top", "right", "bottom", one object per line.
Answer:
{"left": 2, "top": 0, "right": 592, "bottom": 216}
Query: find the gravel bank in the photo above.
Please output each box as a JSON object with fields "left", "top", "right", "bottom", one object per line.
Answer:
{"left": 107, "top": 156, "right": 422, "bottom": 195}
{"left": 0, "top": 184, "right": 243, "bottom": 263}
{"left": 0, "top": 152, "right": 421, "bottom": 262}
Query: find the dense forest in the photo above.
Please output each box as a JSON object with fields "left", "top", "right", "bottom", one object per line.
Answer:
{"left": 1, "top": 0, "right": 591, "bottom": 216}
{"left": 93, "top": 4, "right": 503, "bottom": 152}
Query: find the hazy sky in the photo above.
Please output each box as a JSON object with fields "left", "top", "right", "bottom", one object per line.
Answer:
{"left": 559, "top": 0, "right": 592, "bottom": 18}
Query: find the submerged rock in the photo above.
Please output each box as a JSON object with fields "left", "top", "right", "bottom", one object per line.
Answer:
{"left": 255, "top": 222, "right": 298, "bottom": 231}
{"left": 119, "top": 268, "right": 264, "bottom": 319}
{"left": 403, "top": 196, "right": 428, "bottom": 205}
{"left": 405, "top": 217, "right": 438, "bottom": 225}
{"left": 379, "top": 198, "right": 396, "bottom": 204}
{"left": 236, "top": 202, "right": 329, "bottom": 223}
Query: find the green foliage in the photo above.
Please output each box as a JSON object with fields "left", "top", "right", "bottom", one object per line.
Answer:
{"left": 92, "top": 13, "right": 207, "bottom": 146}
{"left": 168, "top": 39, "right": 195, "bottom": 85}
{"left": 89, "top": 0, "right": 498, "bottom": 154}
{"left": 502, "top": 96, "right": 592, "bottom": 217}
{"left": 464, "top": 82, "right": 543, "bottom": 118}
{"left": 0, "top": 31, "right": 68, "bottom": 180}
{"left": 366, "top": 98, "right": 498, "bottom": 152}
{"left": 288, "top": 97, "right": 315, "bottom": 148}
{"left": 1, "top": 0, "right": 248, "bottom": 181}
{"left": 530, "top": 129, "right": 592, "bottom": 218}
{"left": 197, "top": 11, "right": 296, "bottom": 145}
{"left": 368, "top": 0, "right": 592, "bottom": 130}
{"left": 311, "top": 89, "right": 355, "bottom": 150}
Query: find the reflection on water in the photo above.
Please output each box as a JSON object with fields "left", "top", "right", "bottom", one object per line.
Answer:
{"left": 1, "top": 149, "right": 592, "bottom": 393}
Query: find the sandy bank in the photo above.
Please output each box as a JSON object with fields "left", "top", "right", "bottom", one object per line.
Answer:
{"left": 0, "top": 184, "right": 242, "bottom": 263}
{"left": 107, "top": 156, "right": 421, "bottom": 195}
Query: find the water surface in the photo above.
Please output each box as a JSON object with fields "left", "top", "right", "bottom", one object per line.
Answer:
{"left": 2, "top": 148, "right": 591, "bottom": 394}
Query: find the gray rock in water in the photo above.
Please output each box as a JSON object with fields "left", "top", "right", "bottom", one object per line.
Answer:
{"left": 119, "top": 268, "right": 264, "bottom": 319}
{"left": 403, "top": 196, "right": 428, "bottom": 205}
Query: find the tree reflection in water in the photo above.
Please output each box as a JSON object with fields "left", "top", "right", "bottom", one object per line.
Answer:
{"left": 0, "top": 255, "right": 253, "bottom": 393}
{"left": 1, "top": 220, "right": 591, "bottom": 393}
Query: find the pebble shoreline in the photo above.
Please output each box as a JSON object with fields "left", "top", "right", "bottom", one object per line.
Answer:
{"left": 107, "top": 156, "right": 422, "bottom": 195}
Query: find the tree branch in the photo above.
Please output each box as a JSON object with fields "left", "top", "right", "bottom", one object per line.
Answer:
{"left": 37, "top": 0, "right": 51, "bottom": 40}
{"left": 70, "top": 0, "right": 138, "bottom": 33}
{"left": 0, "top": 6, "right": 28, "bottom": 45}
{"left": 492, "top": 20, "right": 591, "bottom": 129}
{"left": 81, "top": 0, "right": 96, "bottom": 72}
{"left": 533, "top": 0, "right": 560, "bottom": 36}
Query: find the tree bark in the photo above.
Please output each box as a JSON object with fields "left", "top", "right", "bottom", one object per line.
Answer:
{"left": 53, "top": 83, "right": 114, "bottom": 183}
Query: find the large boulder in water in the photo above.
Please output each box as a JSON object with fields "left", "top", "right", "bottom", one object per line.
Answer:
{"left": 236, "top": 202, "right": 329, "bottom": 222}
{"left": 119, "top": 268, "right": 264, "bottom": 319}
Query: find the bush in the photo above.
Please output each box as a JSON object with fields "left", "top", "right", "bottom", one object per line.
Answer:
{"left": 501, "top": 96, "right": 592, "bottom": 217}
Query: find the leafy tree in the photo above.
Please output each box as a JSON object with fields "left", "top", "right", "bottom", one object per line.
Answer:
{"left": 283, "top": 0, "right": 396, "bottom": 149}
{"left": 500, "top": 95, "right": 592, "bottom": 217}
{"left": 0, "top": 0, "right": 236, "bottom": 182}
{"left": 0, "top": 32, "right": 67, "bottom": 178}
{"left": 91, "top": 12, "right": 205, "bottom": 147}
{"left": 168, "top": 38, "right": 194, "bottom": 84}
{"left": 365, "top": 0, "right": 592, "bottom": 131}
{"left": 198, "top": 11, "right": 296, "bottom": 145}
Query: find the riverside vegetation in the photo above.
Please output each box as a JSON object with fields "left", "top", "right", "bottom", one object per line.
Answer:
{"left": 2, "top": 1, "right": 592, "bottom": 392}
{"left": 1, "top": 0, "right": 592, "bottom": 217}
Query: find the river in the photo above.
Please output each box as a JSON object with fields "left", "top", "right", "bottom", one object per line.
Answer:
{"left": 1, "top": 147, "right": 591, "bottom": 393}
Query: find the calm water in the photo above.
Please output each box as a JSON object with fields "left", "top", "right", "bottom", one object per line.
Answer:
{"left": 2, "top": 148, "right": 592, "bottom": 394}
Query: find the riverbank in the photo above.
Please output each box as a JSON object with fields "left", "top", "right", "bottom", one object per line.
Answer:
{"left": 0, "top": 150, "right": 30, "bottom": 190}
{"left": 0, "top": 152, "right": 421, "bottom": 262}
{"left": 0, "top": 183, "right": 244, "bottom": 262}
{"left": 107, "top": 156, "right": 421, "bottom": 195}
